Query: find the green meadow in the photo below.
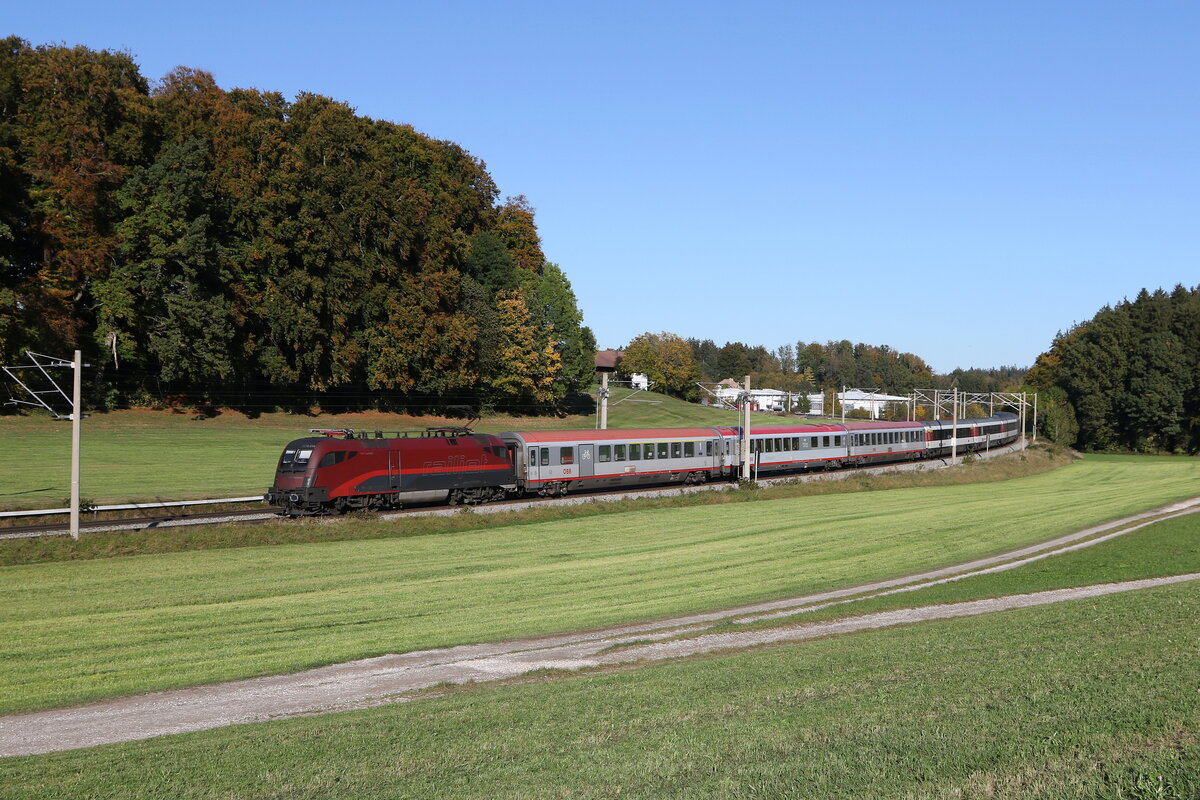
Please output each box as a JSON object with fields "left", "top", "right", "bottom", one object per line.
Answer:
{"left": 0, "top": 390, "right": 784, "bottom": 510}
{"left": 1, "top": 506, "right": 1197, "bottom": 798}
{"left": 0, "top": 454, "right": 1196, "bottom": 716}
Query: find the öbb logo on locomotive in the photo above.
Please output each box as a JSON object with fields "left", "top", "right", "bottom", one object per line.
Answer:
{"left": 265, "top": 414, "right": 1020, "bottom": 516}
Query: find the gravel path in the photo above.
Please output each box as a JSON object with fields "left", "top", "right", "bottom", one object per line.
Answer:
{"left": 1, "top": 494, "right": 1196, "bottom": 758}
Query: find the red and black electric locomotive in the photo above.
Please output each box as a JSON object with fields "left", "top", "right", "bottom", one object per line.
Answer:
{"left": 266, "top": 428, "right": 517, "bottom": 515}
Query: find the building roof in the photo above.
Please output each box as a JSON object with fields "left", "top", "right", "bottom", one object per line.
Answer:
{"left": 594, "top": 350, "right": 623, "bottom": 372}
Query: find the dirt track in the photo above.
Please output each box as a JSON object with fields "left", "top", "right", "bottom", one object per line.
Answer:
{"left": 2, "top": 496, "right": 1197, "bottom": 758}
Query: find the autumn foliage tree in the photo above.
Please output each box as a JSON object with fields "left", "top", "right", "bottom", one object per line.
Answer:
{"left": 621, "top": 332, "right": 702, "bottom": 399}
{"left": 0, "top": 38, "right": 593, "bottom": 412}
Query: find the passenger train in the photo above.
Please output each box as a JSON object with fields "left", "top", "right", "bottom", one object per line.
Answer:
{"left": 266, "top": 412, "right": 1021, "bottom": 516}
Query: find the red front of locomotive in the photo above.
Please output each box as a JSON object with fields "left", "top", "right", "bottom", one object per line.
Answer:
{"left": 266, "top": 431, "right": 516, "bottom": 515}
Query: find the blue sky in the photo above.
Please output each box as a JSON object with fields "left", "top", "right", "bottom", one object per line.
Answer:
{"left": 10, "top": 1, "right": 1198, "bottom": 372}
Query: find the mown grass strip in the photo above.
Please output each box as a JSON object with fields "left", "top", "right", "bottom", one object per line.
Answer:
{"left": 0, "top": 454, "right": 1195, "bottom": 716}
{"left": 641, "top": 501, "right": 1200, "bottom": 647}
{"left": 1, "top": 581, "right": 1196, "bottom": 798}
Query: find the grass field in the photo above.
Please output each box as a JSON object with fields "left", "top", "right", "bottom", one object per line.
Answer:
{"left": 1, "top": 513, "right": 1197, "bottom": 798}
{"left": 0, "top": 454, "right": 1196, "bottom": 717}
{"left": 0, "top": 390, "right": 790, "bottom": 510}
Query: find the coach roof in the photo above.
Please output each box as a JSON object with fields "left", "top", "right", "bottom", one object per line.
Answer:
{"left": 501, "top": 427, "right": 730, "bottom": 444}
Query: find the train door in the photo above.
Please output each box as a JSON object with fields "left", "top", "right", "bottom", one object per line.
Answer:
{"left": 527, "top": 446, "right": 540, "bottom": 483}
{"left": 388, "top": 447, "right": 401, "bottom": 490}
{"left": 578, "top": 444, "right": 595, "bottom": 478}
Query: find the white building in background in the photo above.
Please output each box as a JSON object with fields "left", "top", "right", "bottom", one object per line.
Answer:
{"left": 711, "top": 381, "right": 801, "bottom": 412}
{"left": 806, "top": 389, "right": 910, "bottom": 419}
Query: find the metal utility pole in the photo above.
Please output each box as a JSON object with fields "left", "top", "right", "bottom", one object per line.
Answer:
{"left": 4, "top": 350, "right": 86, "bottom": 540}
{"left": 951, "top": 387, "right": 959, "bottom": 461}
{"left": 1032, "top": 392, "right": 1038, "bottom": 443}
{"left": 597, "top": 372, "right": 609, "bottom": 430}
{"left": 740, "top": 374, "right": 752, "bottom": 481}
{"left": 70, "top": 350, "right": 82, "bottom": 539}
{"left": 1019, "top": 392, "right": 1027, "bottom": 444}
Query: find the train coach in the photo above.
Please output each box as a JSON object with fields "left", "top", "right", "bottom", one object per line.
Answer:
{"left": 266, "top": 412, "right": 1022, "bottom": 515}
{"left": 498, "top": 427, "right": 739, "bottom": 496}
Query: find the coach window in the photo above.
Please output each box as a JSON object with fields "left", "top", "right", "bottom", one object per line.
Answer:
{"left": 706, "top": 441, "right": 714, "bottom": 456}
{"left": 529, "top": 448, "right": 536, "bottom": 467}
{"left": 598, "top": 445, "right": 611, "bottom": 463}
{"left": 835, "top": 435, "right": 843, "bottom": 446}
{"left": 645, "top": 443, "right": 656, "bottom": 460}
{"left": 560, "top": 447, "right": 574, "bottom": 464}
{"left": 822, "top": 436, "right": 830, "bottom": 447}
{"left": 773, "top": 438, "right": 782, "bottom": 451}
{"left": 684, "top": 442, "right": 695, "bottom": 458}
{"left": 658, "top": 443, "right": 669, "bottom": 459}
{"left": 539, "top": 447, "right": 550, "bottom": 466}
{"left": 630, "top": 443, "right": 642, "bottom": 460}
{"left": 671, "top": 442, "right": 682, "bottom": 458}
{"left": 764, "top": 438, "right": 773, "bottom": 453}
{"left": 614, "top": 444, "right": 626, "bottom": 461}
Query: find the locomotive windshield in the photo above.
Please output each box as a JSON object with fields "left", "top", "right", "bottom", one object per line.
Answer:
{"left": 280, "top": 446, "right": 315, "bottom": 472}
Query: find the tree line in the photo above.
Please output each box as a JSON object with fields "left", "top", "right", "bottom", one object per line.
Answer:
{"left": 1029, "top": 285, "right": 1200, "bottom": 453}
{"left": 619, "top": 332, "right": 1025, "bottom": 402}
{"left": 0, "top": 37, "right": 594, "bottom": 413}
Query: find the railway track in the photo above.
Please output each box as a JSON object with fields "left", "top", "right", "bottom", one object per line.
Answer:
{"left": 0, "top": 506, "right": 281, "bottom": 540}
{"left": 1, "top": 441, "right": 1028, "bottom": 540}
